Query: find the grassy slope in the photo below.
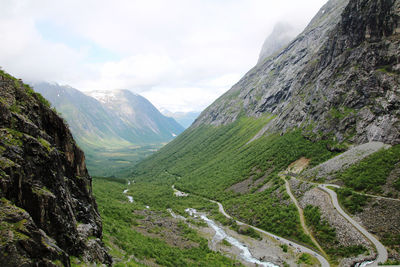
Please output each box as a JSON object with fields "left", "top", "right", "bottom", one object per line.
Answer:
{"left": 332, "top": 145, "right": 400, "bottom": 261}
{"left": 133, "top": 115, "right": 337, "bottom": 245}
{"left": 82, "top": 142, "right": 163, "bottom": 177}
{"left": 337, "top": 144, "right": 400, "bottom": 196}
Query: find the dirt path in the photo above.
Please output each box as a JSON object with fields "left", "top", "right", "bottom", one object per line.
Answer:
{"left": 280, "top": 174, "right": 328, "bottom": 258}
{"left": 323, "top": 183, "right": 400, "bottom": 203}
{"left": 284, "top": 175, "right": 389, "bottom": 266}
{"left": 278, "top": 158, "right": 328, "bottom": 259}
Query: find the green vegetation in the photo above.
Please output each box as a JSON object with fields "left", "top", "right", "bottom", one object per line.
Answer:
{"left": 337, "top": 145, "right": 400, "bottom": 195}
{"left": 280, "top": 244, "right": 288, "bottom": 252}
{"left": 23, "top": 83, "right": 51, "bottom": 108}
{"left": 224, "top": 184, "right": 313, "bottom": 246}
{"left": 92, "top": 178, "right": 242, "bottom": 266}
{"left": 133, "top": 116, "right": 337, "bottom": 246}
{"left": 331, "top": 245, "right": 368, "bottom": 258}
{"left": 394, "top": 178, "right": 400, "bottom": 191}
{"left": 38, "top": 137, "right": 52, "bottom": 153}
{"left": 0, "top": 69, "right": 51, "bottom": 109}
{"left": 297, "top": 253, "right": 313, "bottom": 264}
{"left": 304, "top": 205, "right": 367, "bottom": 261}
{"left": 382, "top": 232, "right": 400, "bottom": 249}
{"left": 328, "top": 106, "right": 355, "bottom": 120}
{"left": 379, "top": 259, "right": 400, "bottom": 265}
{"left": 9, "top": 103, "right": 21, "bottom": 113}
{"left": 376, "top": 65, "right": 400, "bottom": 75}
{"left": 0, "top": 199, "right": 30, "bottom": 246}
{"left": 304, "top": 205, "right": 336, "bottom": 245}
{"left": 335, "top": 188, "right": 370, "bottom": 214}
{"left": 237, "top": 225, "right": 261, "bottom": 240}
{"left": 83, "top": 143, "right": 163, "bottom": 177}
{"left": 2, "top": 129, "right": 23, "bottom": 147}
{"left": 221, "top": 239, "right": 232, "bottom": 247}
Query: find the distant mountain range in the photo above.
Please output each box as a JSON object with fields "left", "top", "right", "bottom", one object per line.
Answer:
{"left": 160, "top": 109, "right": 200, "bottom": 128}
{"left": 33, "top": 82, "right": 184, "bottom": 176}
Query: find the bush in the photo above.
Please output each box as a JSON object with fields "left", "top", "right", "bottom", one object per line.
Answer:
{"left": 338, "top": 145, "right": 400, "bottom": 194}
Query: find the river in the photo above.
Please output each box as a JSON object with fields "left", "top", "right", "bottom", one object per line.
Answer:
{"left": 185, "top": 208, "right": 279, "bottom": 267}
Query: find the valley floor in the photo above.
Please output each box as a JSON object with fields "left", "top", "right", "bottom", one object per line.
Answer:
{"left": 89, "top": 118, "right": 400, "bottom": 267}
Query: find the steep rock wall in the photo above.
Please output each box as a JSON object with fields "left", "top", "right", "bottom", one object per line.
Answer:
{"left": 0, "top": 72, "right": 111, "bottom": 266}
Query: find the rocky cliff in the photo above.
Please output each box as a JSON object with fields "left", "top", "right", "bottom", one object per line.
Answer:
{"left": 0, "top": 71, "right": 111, "bottom": 266}
{"left": 194, "top": 0, "right": 400, "bottom": 147}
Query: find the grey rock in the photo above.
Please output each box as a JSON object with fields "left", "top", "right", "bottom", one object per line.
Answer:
{"left": 193, "top": 0, "right": 400, "bottom": 146}
{"left": 0, "top": 73, "right": 111, "bottom": 266}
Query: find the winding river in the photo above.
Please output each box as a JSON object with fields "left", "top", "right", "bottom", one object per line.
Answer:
{"left": 185, "top": 208, "right": 279, "bottom": 267}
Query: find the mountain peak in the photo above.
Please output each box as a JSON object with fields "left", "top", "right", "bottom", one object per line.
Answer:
{"left": 257, "top": 22, "right": 298, "bottom": 64}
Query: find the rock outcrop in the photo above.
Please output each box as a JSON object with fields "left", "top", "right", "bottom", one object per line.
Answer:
{"left": 194, "top": 0, "right": 400, "bottom": 146}
{"left": 0, "top": 71, "right": 111, "bottom": 266}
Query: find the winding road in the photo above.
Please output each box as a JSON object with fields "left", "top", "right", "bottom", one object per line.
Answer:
{"left": 283, "top": 173, "right": 389, "bottom": 266}
{"left": 318, "top": 184, "right": 388, "bottom": 266}
{"left": 172, "top": 173, "right": 391, "bottom": 267}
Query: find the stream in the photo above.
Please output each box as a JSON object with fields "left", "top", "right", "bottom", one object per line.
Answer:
{"left": 185, "top": 208, "right": 279, "bottom": 267}
{"left": 123, "top": 189, "right": 133, "bottom": 203}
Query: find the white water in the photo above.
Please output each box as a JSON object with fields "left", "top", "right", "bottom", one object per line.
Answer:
{"left": 355, "top": 261, "right": 374, "bottom": 267}
{"left": 123, "top": 189, "right": 133, "bottom": 203}
{"left": 167, "top": 209, "right": 186, "bottom": 220}
{"left": 185, "top": 208, "right": 278, "bottom": 267}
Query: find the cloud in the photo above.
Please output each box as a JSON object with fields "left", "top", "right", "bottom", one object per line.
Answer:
{"left": 0, "top": 0, "right": 328, "bottom": 112}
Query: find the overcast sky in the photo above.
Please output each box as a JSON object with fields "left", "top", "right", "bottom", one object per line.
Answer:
{"left": 0, "top": 0, "right": 327, "bottom": 112}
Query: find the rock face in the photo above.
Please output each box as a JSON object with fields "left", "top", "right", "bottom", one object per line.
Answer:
{"left": 0, "top": 72, "right": 111, "bottom": 266}
{"left": 194, "top": 0, "right": 400, "bottom": 146}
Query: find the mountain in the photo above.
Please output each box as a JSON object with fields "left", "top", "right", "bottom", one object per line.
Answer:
{"left": 257, "top": 22, "right": 299, "bottom": 64}
{"left": 0, "top": 70, "right": 110, "bottom": 265}
{"left": 132, "top": 0, "right": 400, "bottom": 265}
{"left": 33, "top": 82, "right": 132, "bottom": 149}
{"left": 33, "top": 83, "right": 184, "bottom": 176}
{"left": 160, "top": 109, "right": 201, "bottom": 128}
{"left": 88, "top": 90, "right": 184, "bottom": 142}
{"left": 34, "top": 84, "right": 184, "bottom": 146}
